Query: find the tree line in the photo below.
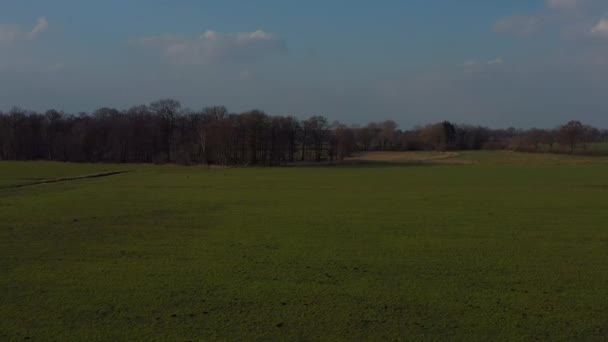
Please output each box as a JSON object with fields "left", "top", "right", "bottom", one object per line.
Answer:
{"left": 1, "top": 99, "right": 607, "bottom": 165}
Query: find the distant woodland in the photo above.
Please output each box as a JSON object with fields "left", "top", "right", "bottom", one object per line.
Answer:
{"left": 1, "top": 99, "right": 607, "bottom": 165}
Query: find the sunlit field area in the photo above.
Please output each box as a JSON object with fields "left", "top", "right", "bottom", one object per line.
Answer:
{"left": 2, "top": 151, "right": 608, "bottom": 340}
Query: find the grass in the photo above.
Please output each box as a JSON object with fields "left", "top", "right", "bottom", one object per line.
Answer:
{"left": 587, "top": 142, "right": 608, "bottom": 153}
{"left": 1, "top": 151, "right": 608, "bottom": 340}
{"left": 535, "top": 142, "right": 608, "bottom": 155}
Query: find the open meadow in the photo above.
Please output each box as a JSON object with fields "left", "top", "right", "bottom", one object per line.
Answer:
{"left": 1, "top": 151, "right": 608, "bottom": 340}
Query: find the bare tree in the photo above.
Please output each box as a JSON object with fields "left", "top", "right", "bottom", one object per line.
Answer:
{"left": 150, "top": 99, "right": 181, "bottom": 162}
{"left": 558, "top": 121, "right": 584, "bottom": 153}
{"left": 420, "top": 121, "right": 457, "bottom": 151}
{"left": 1, "top": 101, "right": 606, "bottom": 165}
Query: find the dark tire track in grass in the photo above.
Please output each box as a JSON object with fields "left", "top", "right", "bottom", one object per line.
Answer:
{"left": 0, "top": 171, "right": 131, "bottom": 190}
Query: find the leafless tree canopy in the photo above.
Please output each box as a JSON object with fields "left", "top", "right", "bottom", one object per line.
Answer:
{"left": 0, "top": 101, "right": 606, "bottom": 165}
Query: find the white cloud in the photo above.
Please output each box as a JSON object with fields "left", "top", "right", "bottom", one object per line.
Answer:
{"left": 493, "top": 15, "right": 543, "bottom": 36}
{"left": 494, "top": 0, "right": 608, "bottom": 39}
{"left": 239, "top": 69, "right": 252, "bottom": 80}
{"left": 487, "top": 58, "right": 505, "bottom": 65}
{"left": 136, "top": 29, "right": 287, "bottom": 65}
{"left": 590, "top": 19, "right": 608, "bottom": 38}
{"left": 546, "top": 0, "right": 583, "bottom": 11}
{"left": 463, "top": 60, "right": 477, "bottom": 67}
{"left": 137, "top": 34, "right": 184, "bottom": 46}
{"left": 463, "top": 58, "right": 504, "bottom": 68}
{"left": 28, "top": 17, "right": 49, "bottom": 39}
{"left": 0, "top": 17, "right": 49, "bottom": 45}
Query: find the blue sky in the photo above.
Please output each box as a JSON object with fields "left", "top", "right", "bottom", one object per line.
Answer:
{"left": 1, "top": 0, "right": 607, "bottom": 128}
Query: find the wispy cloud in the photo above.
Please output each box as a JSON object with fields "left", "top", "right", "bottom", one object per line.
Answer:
{"left": 135, "top": 29, "right": 287, "bottom": 65}
{"left": 492, "top": 0, "right": 608, "bottom": 39}
{"left": 590, "top": 18, "right": 608, "bottom": 38}
{"left": 493, "top": 15, "right": 543, "bottom": 36}
{"left": 0, "top": 17, "right": 49, "bottom": 45}
{"left": 545, "top": 0, "right": 583, "bottom": 11}
{"left": 462, "top": 58, "right": 504, "bottom": 68}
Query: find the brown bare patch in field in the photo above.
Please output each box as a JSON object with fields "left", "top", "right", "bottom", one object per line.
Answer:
{"left": 345, "top": 151, "right": 468, "bottom": 164}
{"left": 462, "top": 151, "right": 608, "bottom": 165}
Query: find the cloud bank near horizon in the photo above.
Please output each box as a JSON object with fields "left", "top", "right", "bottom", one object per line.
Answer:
{"left": 0, "top": 17, "right": 48, "bottom": 45}
{"left": 134, "top": 30, "right": 287, "bottom": 65}
{"left": 1, "top": 1, "right": 608, "bottom": 128}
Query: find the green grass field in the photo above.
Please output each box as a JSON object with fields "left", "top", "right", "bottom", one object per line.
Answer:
{"left": 2, "top": 152, "right": 608, "bottom": 341}
{"left": 536, "top": 142, "right": 608, "bottom": 155}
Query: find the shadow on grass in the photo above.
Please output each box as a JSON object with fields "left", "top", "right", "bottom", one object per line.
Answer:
{"left": 0, "top": 171, "right": 131, "bottom": 190}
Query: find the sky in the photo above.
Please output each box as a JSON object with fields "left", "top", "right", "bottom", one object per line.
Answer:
{"left": 1, "top": 0, "right": 607, "bottom": 128}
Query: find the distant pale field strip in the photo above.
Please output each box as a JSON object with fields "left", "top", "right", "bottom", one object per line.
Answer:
{"left": 347, "top": 150, "right": 608, "bottom": 165}
{"left": 458, "top": 150, "right": 608, "bottom": 165}
{"left": 346, "top": 151, "right": 467, "bottom": 164}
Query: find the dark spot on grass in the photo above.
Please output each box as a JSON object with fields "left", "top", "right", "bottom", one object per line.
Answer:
{"left": 1, "top": 171, "right": 131, "bottom": 189}
{"left": 276, "top": 323, "right": 284, "bottom": 328}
